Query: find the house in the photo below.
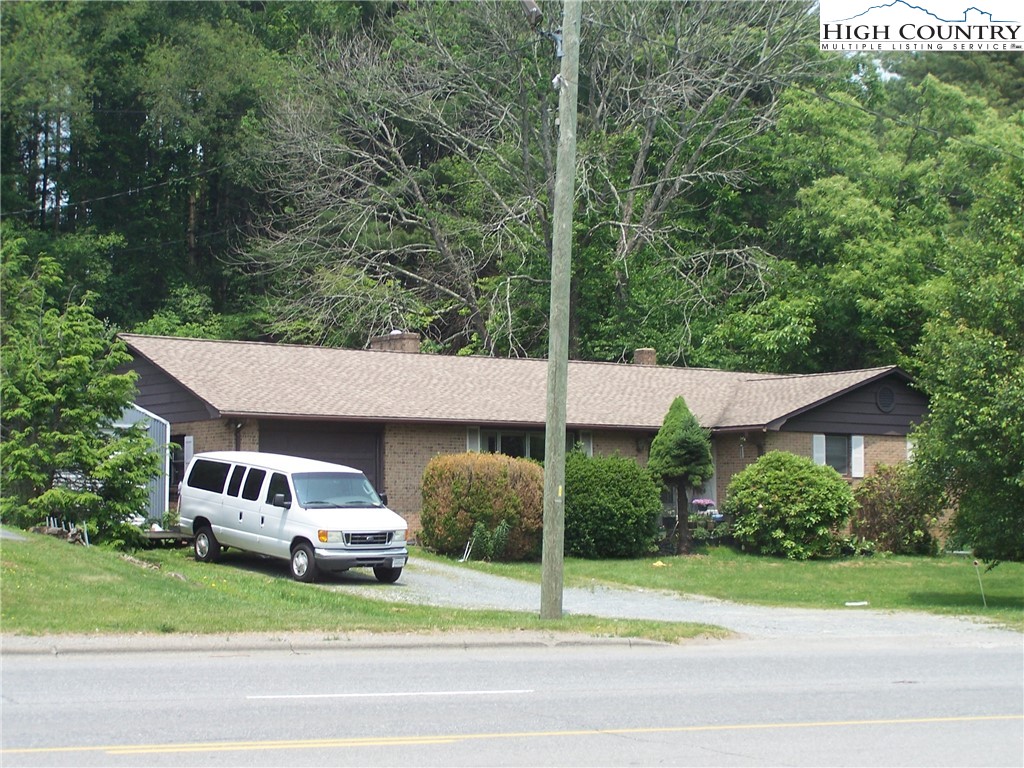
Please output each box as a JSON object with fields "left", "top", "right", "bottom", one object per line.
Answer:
{"left": 119, "top": 332, "right": 928, "bottom": 531}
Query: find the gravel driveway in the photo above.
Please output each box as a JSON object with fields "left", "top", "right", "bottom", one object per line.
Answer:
{"left": 327, "top": 557, "right": 1023, "bottom": 647}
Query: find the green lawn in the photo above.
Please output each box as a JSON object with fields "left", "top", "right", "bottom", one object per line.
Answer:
{"left": 3, "top": 530, "right": 1021, "bottom": 640}
{"left": 0, "top": 530, "right": 720, "bottom": 643}
{"left": 445, "top": 546, "right": 1024, "bottom": 631}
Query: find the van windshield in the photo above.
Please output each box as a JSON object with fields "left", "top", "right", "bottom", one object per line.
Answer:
{"left": 292, "top": 472, "right": 384, "bottom": 509}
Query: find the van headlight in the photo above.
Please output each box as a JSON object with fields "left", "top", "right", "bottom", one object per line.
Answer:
{"left": 392, "top": 529, "right": 406, "bottom": 544}
{"left": 318, "top": 530, "right": 343, "bottom": 543}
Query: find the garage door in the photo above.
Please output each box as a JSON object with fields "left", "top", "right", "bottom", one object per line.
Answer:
{"left": 258, "top": 420, "right": 383, "bottom": 490}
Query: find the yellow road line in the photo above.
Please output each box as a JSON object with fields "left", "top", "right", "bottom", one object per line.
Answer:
{"left": 4, "top": 714, "right": 1021, "bottom": 756}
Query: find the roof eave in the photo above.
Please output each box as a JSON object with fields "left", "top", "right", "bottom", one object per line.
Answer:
{"left": 123, "top": 336, "right": 224, "bottom": 420}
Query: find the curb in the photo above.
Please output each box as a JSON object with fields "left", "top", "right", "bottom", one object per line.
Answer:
{"left": 1, "top": 630, "right": 668, "bottom": 656}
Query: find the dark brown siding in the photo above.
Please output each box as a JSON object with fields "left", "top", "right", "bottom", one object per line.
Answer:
{"left": 128, "top": 358, "right": 216, "bottom": 422}
{"left": 781, "top": 375, "right": 927, "bottom": 436}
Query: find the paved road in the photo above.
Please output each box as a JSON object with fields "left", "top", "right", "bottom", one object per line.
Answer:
{"left": 3, "top": 633, "right": 1022, "bottom": 767}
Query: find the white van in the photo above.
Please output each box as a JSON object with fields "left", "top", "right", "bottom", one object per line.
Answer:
{"left": 178, "top": 451, "right": 408, "bottom": 583}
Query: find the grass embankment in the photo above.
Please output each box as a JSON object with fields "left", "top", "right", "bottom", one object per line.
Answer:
{"left": 3, "top": 530, "right": 1021, "bottom": 639}
{"left": 0, "top": 530, "right": 720, "bottom": 643}
{"left": 448, "top": 547, "right": 1024, "bottom": 631}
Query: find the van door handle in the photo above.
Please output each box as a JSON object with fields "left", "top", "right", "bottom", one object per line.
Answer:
{"left": 238, "top": 511, "right": 243, "bottom": 522}
{"left": 260, "top": 515, "right": 265, "bottom": 527}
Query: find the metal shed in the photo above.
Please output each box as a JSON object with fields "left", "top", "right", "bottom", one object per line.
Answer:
{"left": 117, "top": 404, "right": 171, "bottom": 523}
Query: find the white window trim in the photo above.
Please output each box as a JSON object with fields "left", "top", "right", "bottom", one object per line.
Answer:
{"left": 813, "top": 433, "right": 864, "bottom": 477}
{"left": 851, "top": 435, "right": 865, "bottom": 478}
{"left": 812, "top": 434, "right": 826, "bottom": 466}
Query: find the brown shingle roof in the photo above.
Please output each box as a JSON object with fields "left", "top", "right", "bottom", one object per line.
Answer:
{"left": 120, "top": 334, "right": 900, "bottom": 431}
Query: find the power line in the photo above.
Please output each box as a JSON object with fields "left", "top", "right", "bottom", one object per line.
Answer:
{"left": 2, "top": 158, "right": 242, "bottom": 218}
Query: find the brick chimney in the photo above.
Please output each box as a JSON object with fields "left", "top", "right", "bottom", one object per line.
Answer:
{"left": 369, "top": 331, "right": 421, "bottom": 353}
{"left": 633, "top": 347, "right": 657, "bottom": 366}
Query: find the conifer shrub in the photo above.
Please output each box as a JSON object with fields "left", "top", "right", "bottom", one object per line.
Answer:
{"left": 564, "top": 450, "right": 663, "bottom": 559}
{"left": 724, "top": 451, "right": 855, "bottom": 560}
{"left": 419, "top": 452, "right": 543, "bottom": 561}
{"left": 852, "top": 464, "right": 939, "bottom": 555}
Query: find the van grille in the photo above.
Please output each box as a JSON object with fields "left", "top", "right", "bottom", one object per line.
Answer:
{"left": 345, "top": 531, "right": 391, "bottom": 546}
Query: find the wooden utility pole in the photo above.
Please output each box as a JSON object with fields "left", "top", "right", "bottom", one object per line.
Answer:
{"left": 540, "top": 0, "right": 582, "bottom": 620}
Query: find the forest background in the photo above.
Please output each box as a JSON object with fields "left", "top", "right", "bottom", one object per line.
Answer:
{"left": 1, "top": 0, "right": 1022, "bottom": 560}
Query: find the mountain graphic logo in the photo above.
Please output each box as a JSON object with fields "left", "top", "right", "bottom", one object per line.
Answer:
{"left": 827, "top": 1, "right": 1017, "bottom": 25}
{"left": 820, "top": 0, "right": 1022, "bottom": 48}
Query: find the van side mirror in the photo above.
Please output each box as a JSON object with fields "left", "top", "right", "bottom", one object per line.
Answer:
{"left": 379, "top": 492, "right": 388, "bottom": 506}
{"left": 272, "top": 493, "right": 290, "bottom": 508}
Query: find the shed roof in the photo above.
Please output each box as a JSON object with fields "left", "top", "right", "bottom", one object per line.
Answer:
{"left": 120, "top": 334, "right": 904, "bottom": 432}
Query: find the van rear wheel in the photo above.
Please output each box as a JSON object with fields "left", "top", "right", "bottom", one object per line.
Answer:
{"left": 290, "top": 542, "right": 317, "bottom": 583}
{"left": 373, "top": 565, "right": 402, "bottom": 584}
{"left": 194, "top": 526, "right": 221, "bottom": 563}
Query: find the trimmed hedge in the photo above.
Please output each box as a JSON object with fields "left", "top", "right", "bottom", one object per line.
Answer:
{"left": 564, "top": 451, "right": 663, "bottom": 559}
{"left": 724, "top": 451, "right": 855, "bottom": 560}
{"left": 419, "top": 452, "right": 543, "bottom": 561}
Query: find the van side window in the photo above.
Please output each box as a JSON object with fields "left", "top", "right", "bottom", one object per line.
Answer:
{"left": 267, "top": 472, "right": 291, "bottom": 504}
{"left": 226, "top": 465, "right": 245, "bottom": 497}
{"left": 241, "top": 468, "right": 267, "bottom": 501}
{"left": 186, "top": 459, "right": 230, "bottom": 493}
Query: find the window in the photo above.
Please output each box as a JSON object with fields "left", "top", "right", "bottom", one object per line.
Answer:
{"left": 186, "top": 459, "right": 230, "bottom": 493}
{"left": 226, "top": 465, "right": 245, "bottom": 497}
{"left": 292, "top": 472, "right": 379, "bottom": 507}
{"left": 241, "top": 468, "right": 267, "bottom": 501}
{"left": 479, "top": 430, "right": 590, "bottom": 462}
{"left": 482, "top": 430, "right": 544, "bottom": 460}
{"left": 813, "top": 434, "right": 864, "bottom": 478}
{"left": 266, "top": 472, "right": 291, "bottom": 505}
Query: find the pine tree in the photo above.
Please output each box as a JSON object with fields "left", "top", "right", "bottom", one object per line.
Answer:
{"left": 1, "top": 229, "right": 160, "bottom": 545}
{"left": 648, "top": 397, "right": 714, "bottom": 554}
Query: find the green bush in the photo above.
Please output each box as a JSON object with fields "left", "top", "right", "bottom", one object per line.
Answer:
{"left": 565, "top": 450, "right": 662, "bottom": 559}
{"left": 419, "top": 452, "right": 543, "bottom": 561}
{"left": 724, "top": 451, "right": 855, "bottom": 560}
{"left": 852, "top": 464, "right": 939, "bottom": 555}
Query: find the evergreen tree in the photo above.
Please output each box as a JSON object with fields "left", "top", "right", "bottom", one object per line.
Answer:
{"left": 0, "top": 228, "right": 160, "bottom": 546}
{"left": 648, "top": 396, "right": 714, "bottom": 554}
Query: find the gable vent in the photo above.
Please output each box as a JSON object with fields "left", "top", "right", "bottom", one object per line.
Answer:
{"left": 876, "top": 385, "right": 895, "bottom": 413}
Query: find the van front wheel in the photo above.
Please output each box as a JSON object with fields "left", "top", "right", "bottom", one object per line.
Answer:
{"left": 373, "top": 565, "right": 402, "bottom": 584}
{"left": 194, "top": 526, "right": 221, "bottom": 563}
{"left": 290, "top": 542, "right": 317, "bottom": 583}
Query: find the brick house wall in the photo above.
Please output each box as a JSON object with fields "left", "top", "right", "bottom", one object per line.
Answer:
{"left": 864, "top": 434, "right": 911, "bottom": 473}
{"left": 713, "top": 430, "right": 910, "bottom": 502}
{"left": 168, "top": 418, "right": 913, "bottom": 536}
{"left": 383, "top": 423, "right": 466, "bottom": 532}
{"left": 591, "top": 430, "right": 647, "bottom": 462}
{"left": 173, "top": 418, "right": 259, "bottom": 454}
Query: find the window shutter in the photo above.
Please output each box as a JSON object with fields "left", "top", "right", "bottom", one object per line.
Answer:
{"left": 851, "top": 435, "right": 865, "bottom": 478}
{"left": 466, "top": 427, "right": 481, "bottom": 452}
{"left": 812, "top": 434, "right": 826, "bottom": 465}
{"left": 579, "top": 431, "right": 593, "bottom": 457}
